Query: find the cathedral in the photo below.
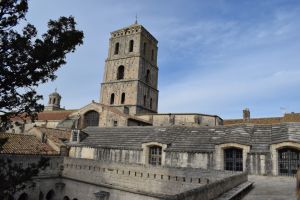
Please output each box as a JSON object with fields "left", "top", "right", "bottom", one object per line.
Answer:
{"left": 2, "top": 22, "right": 300, "bottom": 200}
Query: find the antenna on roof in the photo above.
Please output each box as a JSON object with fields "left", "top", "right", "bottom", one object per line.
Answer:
{"left": 135, "top": 14, "right": 138, "bottom": 24}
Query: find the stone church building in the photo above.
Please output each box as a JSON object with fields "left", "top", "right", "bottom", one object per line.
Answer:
{"left": 2, "top": 22, "right": 300, "bottom": 200}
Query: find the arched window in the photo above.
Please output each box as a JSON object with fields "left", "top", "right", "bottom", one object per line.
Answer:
{"left": 114, "top": 42, "right": 119, "bottom": 55}
{"left": 63, "top": 196, "right": 70, "bottom": 200}
{"left": 146, "top": 70, "right": 150, "bottom": 83}
{"left": 149, "top": 146, "right": 162, "bottom": 165}
{"left": 53, "top": 98, "right": 56, "bottom": 104}
{"left": 110, "top": 93, "right": 115, "bottom": 105}
{"left": 121, "top": 93, "right": 125, "bottom": 104}
{"left": 84, "top": 111, "right": 99, "bottom": 127}
{"left": 129, "top": 40, "right": 134, "bottom": 52}
{"left": 150, "top": 98, "right": 153, "bottom": 109}
{"left": 117, "top": 65, "right": 124, "bottom": 80}
{"left": 224, "top": 148, "right": 243, "bottom": 171}
{"left": 143, "top": 42, "right": 147, "bottom": 55}
{"left": 18, "top": 193, "right": 28, "bottom": 200}
{"left": 143, "top": 95, "right": 146, "bottom": 106}
{"left": 46, "top": 190, "right": 55, "bottom": 200}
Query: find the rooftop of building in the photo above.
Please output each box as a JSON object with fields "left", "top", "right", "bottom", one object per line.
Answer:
{"left": 72, "top": 122, "right": 300, "bottom": 153}
{"left": 224, "top": 112, "right": 300, "bottom": 125}
{"left": 0, "top": 132, "right": 58, "bottom": 155}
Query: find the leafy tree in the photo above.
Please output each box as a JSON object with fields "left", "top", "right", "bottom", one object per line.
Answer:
{"left": 0, "top": 155, "right": 50, "bottom": 200}
{"left": 0, "top": 0, "right": 84, "bottom": 129}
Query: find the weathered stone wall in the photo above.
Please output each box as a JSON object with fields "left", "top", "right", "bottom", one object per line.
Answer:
{"left": 136, "top": 114, "right": 222, "bottom": 127}
{"left": 11, "top": 156, "right": 247, "bottom": 200}
{"left": 165, "top": 152, "right": 214, "bottom": 169}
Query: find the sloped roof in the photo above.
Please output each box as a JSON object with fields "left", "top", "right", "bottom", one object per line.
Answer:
{"left": 38, "top": 127, "right": 71, "bottom": 147}
{"left": 76, "top": 123, "right": 300, "bottom": 153}
{"left": 0, "top": 133, "right": 58, "bottom": 155}
{"left": 37, "top": 110, "right": 76, "bottom": 121}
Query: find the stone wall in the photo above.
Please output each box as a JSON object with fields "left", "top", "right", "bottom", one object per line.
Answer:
{"left": 136, "top": 114, "right": 222, "bottom": 127}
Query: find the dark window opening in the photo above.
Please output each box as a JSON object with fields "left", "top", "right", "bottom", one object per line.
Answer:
{"left": 146, "top": 69, "right": 150, "bottom": 83}
{"left": 224, "top": 148, "right": 243, "bottom": 171}
{"left": 149, "top": 146, "right": 162, "bottom": 165}
{"left": 114, "top": 42, "right": 119, "bottom": 54}
{"left": 129, "top": 40, "right": 134, "bottom": 52}
{"left": 110, "top": 93, "right": 115, "bottom": 105}
{"left": 121, "top": 93, "right": 125, "bottom": 104}
{"left": 150, "top": 98, "right": 153, "bottom": 109}
{"left": 46, "top": 190, "right": 55, "bottom": 200}
{"left": 117, "top": 65, "right": 124, "bottom": 80}
{"left": 113, "top": 121, "right": 118, "bottom": 127}
{"left": 18, "top": 193, "right": 28, "bottom": 200}
{"left": 84, "top": 111, "right": 99, "bottom": 127}
{"left": 143, "top": 95, "right": 146, "bottom": 106}
{"left": 53, "top": 98, "right": 56, "bottom": 104}
{"left": 151, "top": 49, "right": 154, "bottom": 61}
{"left": 143, "top": 42, "right": 147, "bottom": 55}
{"left": 279, "top": 148, "right": 300, "bottom": 176}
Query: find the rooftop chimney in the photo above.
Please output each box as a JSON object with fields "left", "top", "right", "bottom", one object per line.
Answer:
{"left": 243, "top": 108, "right": 250, "bottom": 121}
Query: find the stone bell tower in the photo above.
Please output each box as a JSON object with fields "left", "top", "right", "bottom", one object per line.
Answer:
{"left": 44, "top": 89, "right": 63, "bottom": 111}
{"left": 100, "top": 22, "right": 159, "bottom": 115}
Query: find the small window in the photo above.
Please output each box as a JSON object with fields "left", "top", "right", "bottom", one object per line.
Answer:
{"left": 129, "top": 40, "right": 134, "bottom": 52}
{"left": 143, "top": 42, "right": 147, "bottom": 55}
{"left": 151, "top": 49, "right": 154, "bottom": 61}
{"left": 110, "top": 93, "right": 115, "bottom": 105}
{"left": 146, "top": 69, "right": 150, "bottom": 83}
{"left": 72, "top": 130, "right": 79, "bottom": 142}
{"left": 117, "top": 65, "right": 124, "bottom": 80}
{"left": 114, "top": 42, "right": 119, "bottom": 55}
{"left": 149, "top": 146, "right": 162, "bottom": 165}
{"left": 143, "top": 95, "right": 146, "bottom": 106}
{"left": 113, "top": 121, "right": 118, "bottom": 127}
{"left": 150, "top": 98, "right": 153, "bottom": 109}
{"left": 121, "top": 93, "right": 125, "bottom": 104}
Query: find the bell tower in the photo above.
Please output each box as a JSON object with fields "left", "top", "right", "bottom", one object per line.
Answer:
{"left": 100, "top": 23, "right": 159, "bottom": 115}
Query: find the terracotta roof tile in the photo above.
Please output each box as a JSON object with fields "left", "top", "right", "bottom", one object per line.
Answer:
{"left": 38, "top": 127, "right": 71, "bottom": 147}
{"left": 0, "top": 133, "right": 58, "bottom": 155}
{"left": 37, "top": 110, "right": 76, "bottom": 121}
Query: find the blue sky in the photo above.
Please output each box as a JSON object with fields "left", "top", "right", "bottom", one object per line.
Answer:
{"left": 26, "top": 0, "right": 300, "bottom": 119}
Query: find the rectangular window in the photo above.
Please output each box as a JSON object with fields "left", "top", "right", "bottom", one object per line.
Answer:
{"left": 72, "top": 130, "right": 79, "bottom": 142}
{"left": 113, "top": 121, "right": 118, "bottom": 127}
{"left": 143, "top": 42, "right": 147, "bottom": 55}
{"left": 149, "top": 146, "right": 162, "bottom": 165}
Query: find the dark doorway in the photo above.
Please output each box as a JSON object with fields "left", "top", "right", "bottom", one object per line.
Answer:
{"left": 278, "top": 148, "right": 300, "bottom": 176}
{"left": 224, "top": 148, "right": 243, "bottom": 171}
{"left": 18, "top": 193, "right": 28, "bottom": 200}
{"left": 46, "top": 190, "right": 55, "bottom": 200}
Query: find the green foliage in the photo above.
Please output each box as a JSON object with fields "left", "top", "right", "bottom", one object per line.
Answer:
{"left": 0, "top": 0, "right": 84, "bottom": 129}
{"left": 0, "top": 157, "right": 50, "bottom": 199}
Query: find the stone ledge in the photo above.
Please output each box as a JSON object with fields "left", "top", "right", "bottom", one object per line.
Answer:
{"left": 215, "top": 181, "right": 253, "bottom": 200}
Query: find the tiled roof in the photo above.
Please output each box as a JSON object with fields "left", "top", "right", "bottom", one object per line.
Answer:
{"left": 37, "top": 110, "right": 76, "bottom": 121}
{"left": 223, "top": 113, "right": 300, "bottom": 125}
{"left": 0, "top": 133, "right": 58, "bottom": 155}
{"left": 76, "top": 123, "right": 300, "bottom": 152}
{"left": 223, "top": 117, "right": 282, "bottom": 125}
{"left": 38, "top": 127, "right": 71, "bottom": 147}
{"left": 10, "top": 110, "right": 76, "bottom": 121}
